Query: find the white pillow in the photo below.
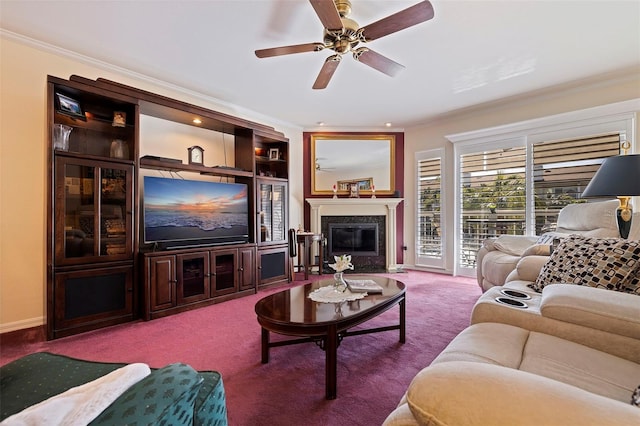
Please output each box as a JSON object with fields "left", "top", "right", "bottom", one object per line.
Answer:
{"left": 2, "top": 363, "right": 150, "bottom": 425}
{"left": 493, "top": 236, "right": 537, "bottom": 256}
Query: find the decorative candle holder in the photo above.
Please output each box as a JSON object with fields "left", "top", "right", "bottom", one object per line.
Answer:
{"left": 332, "top": 184, "right": 337, "bottom": 199}
{"left": 371, "top": 185, "right": 376, "bottom": 199}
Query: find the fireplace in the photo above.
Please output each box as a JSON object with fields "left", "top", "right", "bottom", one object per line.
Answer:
{"left": 329, "top": 223, "right": 379, "bottom": 256}
{"left": 322, "top": 216, "right": 385, "bottom": 272}
{"left": 306, "top": 198, "right": 403, "bottom": 272}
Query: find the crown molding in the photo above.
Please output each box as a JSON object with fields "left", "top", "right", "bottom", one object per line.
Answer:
{"left": 1, "top": 29, "right": 302, "bottom": 133}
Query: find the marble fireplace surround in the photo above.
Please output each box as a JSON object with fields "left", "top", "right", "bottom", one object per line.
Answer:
{"left": 306, "top": 198, "right": 404, "bottom": 272}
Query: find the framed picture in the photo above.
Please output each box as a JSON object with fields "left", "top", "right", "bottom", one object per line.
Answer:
{"left": 55, "top": 93, "right": 86, "bottom": 120}
{"left": 337, "top": 177, "right": 373, "bottom": 192}
{"left": 269, "top": 148, "right": 279, "bottom": 161}
{"left": 349, "top": 183, "right": 360, "bottom": 198}
{"left": 112, "top": 111, "right": 126, "bottom": 127}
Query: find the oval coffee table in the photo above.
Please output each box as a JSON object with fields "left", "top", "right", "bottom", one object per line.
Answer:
{"left": 255, "top": 275, "right": 406, "bottom": 399}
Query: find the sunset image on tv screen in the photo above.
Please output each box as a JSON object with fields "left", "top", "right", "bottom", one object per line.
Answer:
{"left": 143, "top": 176, "right": 249, "bottom": 244}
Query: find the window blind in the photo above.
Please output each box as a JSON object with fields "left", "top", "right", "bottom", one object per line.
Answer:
{"left": 417, "top": 157, "right": 442, "bottom": 259}
{"left": 532, "top": 133, "right": 620, "bottom": 233}
{"left": 459, "top": 147, "right": 526, "bottom": 267}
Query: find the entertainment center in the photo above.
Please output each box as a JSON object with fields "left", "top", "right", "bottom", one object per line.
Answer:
{"left": 47, "top": 75, "right": 289, "bottom": 339}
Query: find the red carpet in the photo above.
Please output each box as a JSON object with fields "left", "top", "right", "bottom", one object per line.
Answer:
{"left": 1, "top": 271, "right": 480, "bottom": 425}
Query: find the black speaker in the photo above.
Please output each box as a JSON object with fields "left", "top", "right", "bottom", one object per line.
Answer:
{"left": 288, "top": 229, "right": 297, "bottom": 257}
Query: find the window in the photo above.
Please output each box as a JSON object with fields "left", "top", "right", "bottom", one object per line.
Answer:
{"left": 532, "top": 133, "right": 621, "bottom": 233}
{"left": 416, "top": 149, "right": 445, "bottom": 268}
{"left": 459, "top": 147, "right": 526, "bottom": 268}
{"left": 448, "top": 100, "right": 636, "bottom": 276}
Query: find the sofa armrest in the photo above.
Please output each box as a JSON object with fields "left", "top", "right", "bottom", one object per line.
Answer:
{"left": 90, "top": 363, "right": 204, "bottom": 426}
{"left": 506, "top": 255, "right": 549, "bottom": 283}
{"left": 485, "top": 235, "right": 538, "bottom": 256}
{"left": 521, "top": 243, "right": 552, "bottom": 257}
{"left": 405, "top": 361, "right": 640, "bottom": 425}
{"left": 540, "top": 285, "right": 640, "bottom": 340}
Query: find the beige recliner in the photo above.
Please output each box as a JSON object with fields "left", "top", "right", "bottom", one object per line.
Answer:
{"left": 476, "top": 199, "right": 620, "bottom": 292}
{"left": 384, "top": 245, "right": 640, "bottom": 426}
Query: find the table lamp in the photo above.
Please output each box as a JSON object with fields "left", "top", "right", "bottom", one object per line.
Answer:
{"left": 582, "top": 147, "right": 640, "bottom": 238}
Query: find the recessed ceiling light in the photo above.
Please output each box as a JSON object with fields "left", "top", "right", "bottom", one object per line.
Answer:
{"left": 193, "top": 118, "right": 202, "bottom": 124}
{"left": 317, "top": 121, "right": 325, "bottom": 126}
{"left": 385, "top": 122, "right": 392, "bottom": 127}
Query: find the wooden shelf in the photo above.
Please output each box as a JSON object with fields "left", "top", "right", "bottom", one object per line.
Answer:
{"left": 255, "top": 157, "right": 287, "bottom": 165}
{"left": 256, "top": 175, "right": 288, "bottom": 182}
{"left": 139, "top": 157, "right": 253, "bottom": 178}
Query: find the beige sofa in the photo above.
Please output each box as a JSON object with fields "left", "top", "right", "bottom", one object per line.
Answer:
{"left": 476, "top": 199, "right": 620, "bottom": 292}
{"left": 384, "top": 240, "right": 640, "bottom": 425}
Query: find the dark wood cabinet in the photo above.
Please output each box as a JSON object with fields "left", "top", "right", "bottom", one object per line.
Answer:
{"left": 143, "top": 245, "right": 256, "bottom": 319}
{"left": 210, "top": 249, "right": 238, "bottom": 297}
{"left": 255, "top": 132, "right": 289, "bottom": 179}
{"left": 257, "top": 180, "right": 288, "bottom": 245}
{"left": 47, "top": 75, "right": 289, "bottom": 338}
{"left": 51, "top": 265, "right": 134, "bottom": 339}
{"left": 54, "top": 157, "right": 134, "bottom": 265}
{"left": 238, "top": 247, "right": 256, "bottom": 291}
{"left": 148, "top": 255, "right": 175, "bottom": 311}
{"left": 258, "top": 246, "right": 289, "bottom": 287}
{"left": 177, "top": 252, "right": 211, "bottom": 304}
{"left": 47, "top": 76, "right": 138, "bottom": 339}
{"left": 257, "top": 179, "right": 289, "bottom": 287}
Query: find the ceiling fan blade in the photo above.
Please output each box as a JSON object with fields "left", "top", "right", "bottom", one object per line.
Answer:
{"left": 309, "top": 0, "right": 343, "bottom": 30}
{"left": 353, "top": 48, "right": 404, "bottom": 77}
{"left": 359, "top": 0, "right": 435, "bottom": 42}
{"left": 255, "top": 43, "right": 325, "bottom": 58}
{"left": 313, "top": 54, "right": 341, "bottom": 89}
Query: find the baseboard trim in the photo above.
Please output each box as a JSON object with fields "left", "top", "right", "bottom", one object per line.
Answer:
{"left": 405, "top": 264, "right": 454, "bottom": 275}
{"left": 0, "top": 317, "right": 45, "bottom": 334}
{"left": 0, "top": 324, "right": 46, "bottom": 345}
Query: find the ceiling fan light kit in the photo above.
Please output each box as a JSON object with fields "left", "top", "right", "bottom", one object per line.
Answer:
{"left": 255, "top": 0, "right": 435, "bottom": 89}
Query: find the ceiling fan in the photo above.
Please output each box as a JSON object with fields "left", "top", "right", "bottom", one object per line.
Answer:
{"left": 315, "top": 159, "right": 336, "bottom": 171}
{"left": 255, "top": 0, "right": 435, "bottom": 89}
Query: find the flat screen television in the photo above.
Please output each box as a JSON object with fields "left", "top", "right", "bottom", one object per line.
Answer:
{"left": 143, "top": 176, "right": 249, "bottom": 248}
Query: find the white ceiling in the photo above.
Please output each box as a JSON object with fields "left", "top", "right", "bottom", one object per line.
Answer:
{"left": 1, "top": 0, "right": 639, "bottom": 130}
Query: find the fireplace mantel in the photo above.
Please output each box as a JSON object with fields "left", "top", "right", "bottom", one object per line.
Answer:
{"left": 306, "top": 198, "right": 404, "bottom": 272}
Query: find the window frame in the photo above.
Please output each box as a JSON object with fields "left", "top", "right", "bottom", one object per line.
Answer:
{"left": 448, "top": 100, "right": 638, "bottom": 276}
{"left": 415, "top": 148, "right": 446, "bottom": 269}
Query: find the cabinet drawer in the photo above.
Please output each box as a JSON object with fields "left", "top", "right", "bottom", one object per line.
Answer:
{"left": 51, "top": 265, "right": 134, "bottom": 338}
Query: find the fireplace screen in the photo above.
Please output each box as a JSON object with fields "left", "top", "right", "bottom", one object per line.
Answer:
{"left": 328, "top": 223, "right": 379, "bottom": 256}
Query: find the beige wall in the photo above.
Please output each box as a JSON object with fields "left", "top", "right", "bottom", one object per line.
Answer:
{"left": 0, "top": 35, "right": 303, "bottom": 332}
{"left": 403, "top": 73, "right": 640, "bottom": 273}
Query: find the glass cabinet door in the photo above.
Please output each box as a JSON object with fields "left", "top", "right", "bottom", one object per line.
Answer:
{"left": 271, "top": 183, "right": 286, "bottom": 241}
{"left": 99, "top": 166, "right": 129, "bottom": 257}
{"left": 55, "top": 157, "right": 133, "bottom": 264}
{"left": 258, "top": 181, "right": 287, "bottom": 244}
{"left": 258, "top": 183, "right": 273, "bottom": 243}
{"left": 211, "top": 249, "right": 237, "bottom": 296}
{"left": 176, "top": 252, "right": 210, "bottom": 304}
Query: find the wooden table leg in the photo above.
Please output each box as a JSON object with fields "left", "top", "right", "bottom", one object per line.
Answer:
{"left": 325, "top": 324, "right": 338, "bottom": 400}
{"left": 399, "top": 296, "right": 406, "bottom": 343}
{"left": 318, "top": 238, "right": 323, "bottom": 275}
{"left": 303, "top": 239, "right": 310, "bottom": 279}
{"left": 261, "top": 328, "right": 270, "bottom": 363}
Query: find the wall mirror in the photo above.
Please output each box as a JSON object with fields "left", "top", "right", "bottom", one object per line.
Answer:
{"left": 311, "top": 134, "right": 395, "bottom": 195}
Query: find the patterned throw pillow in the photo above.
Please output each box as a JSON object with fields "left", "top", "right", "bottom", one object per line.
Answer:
{"left": 632, "top": 385, "right": 640, "bottom": 407}
{"left": 529, "top": 235, "right": 640, "bottom": 295}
